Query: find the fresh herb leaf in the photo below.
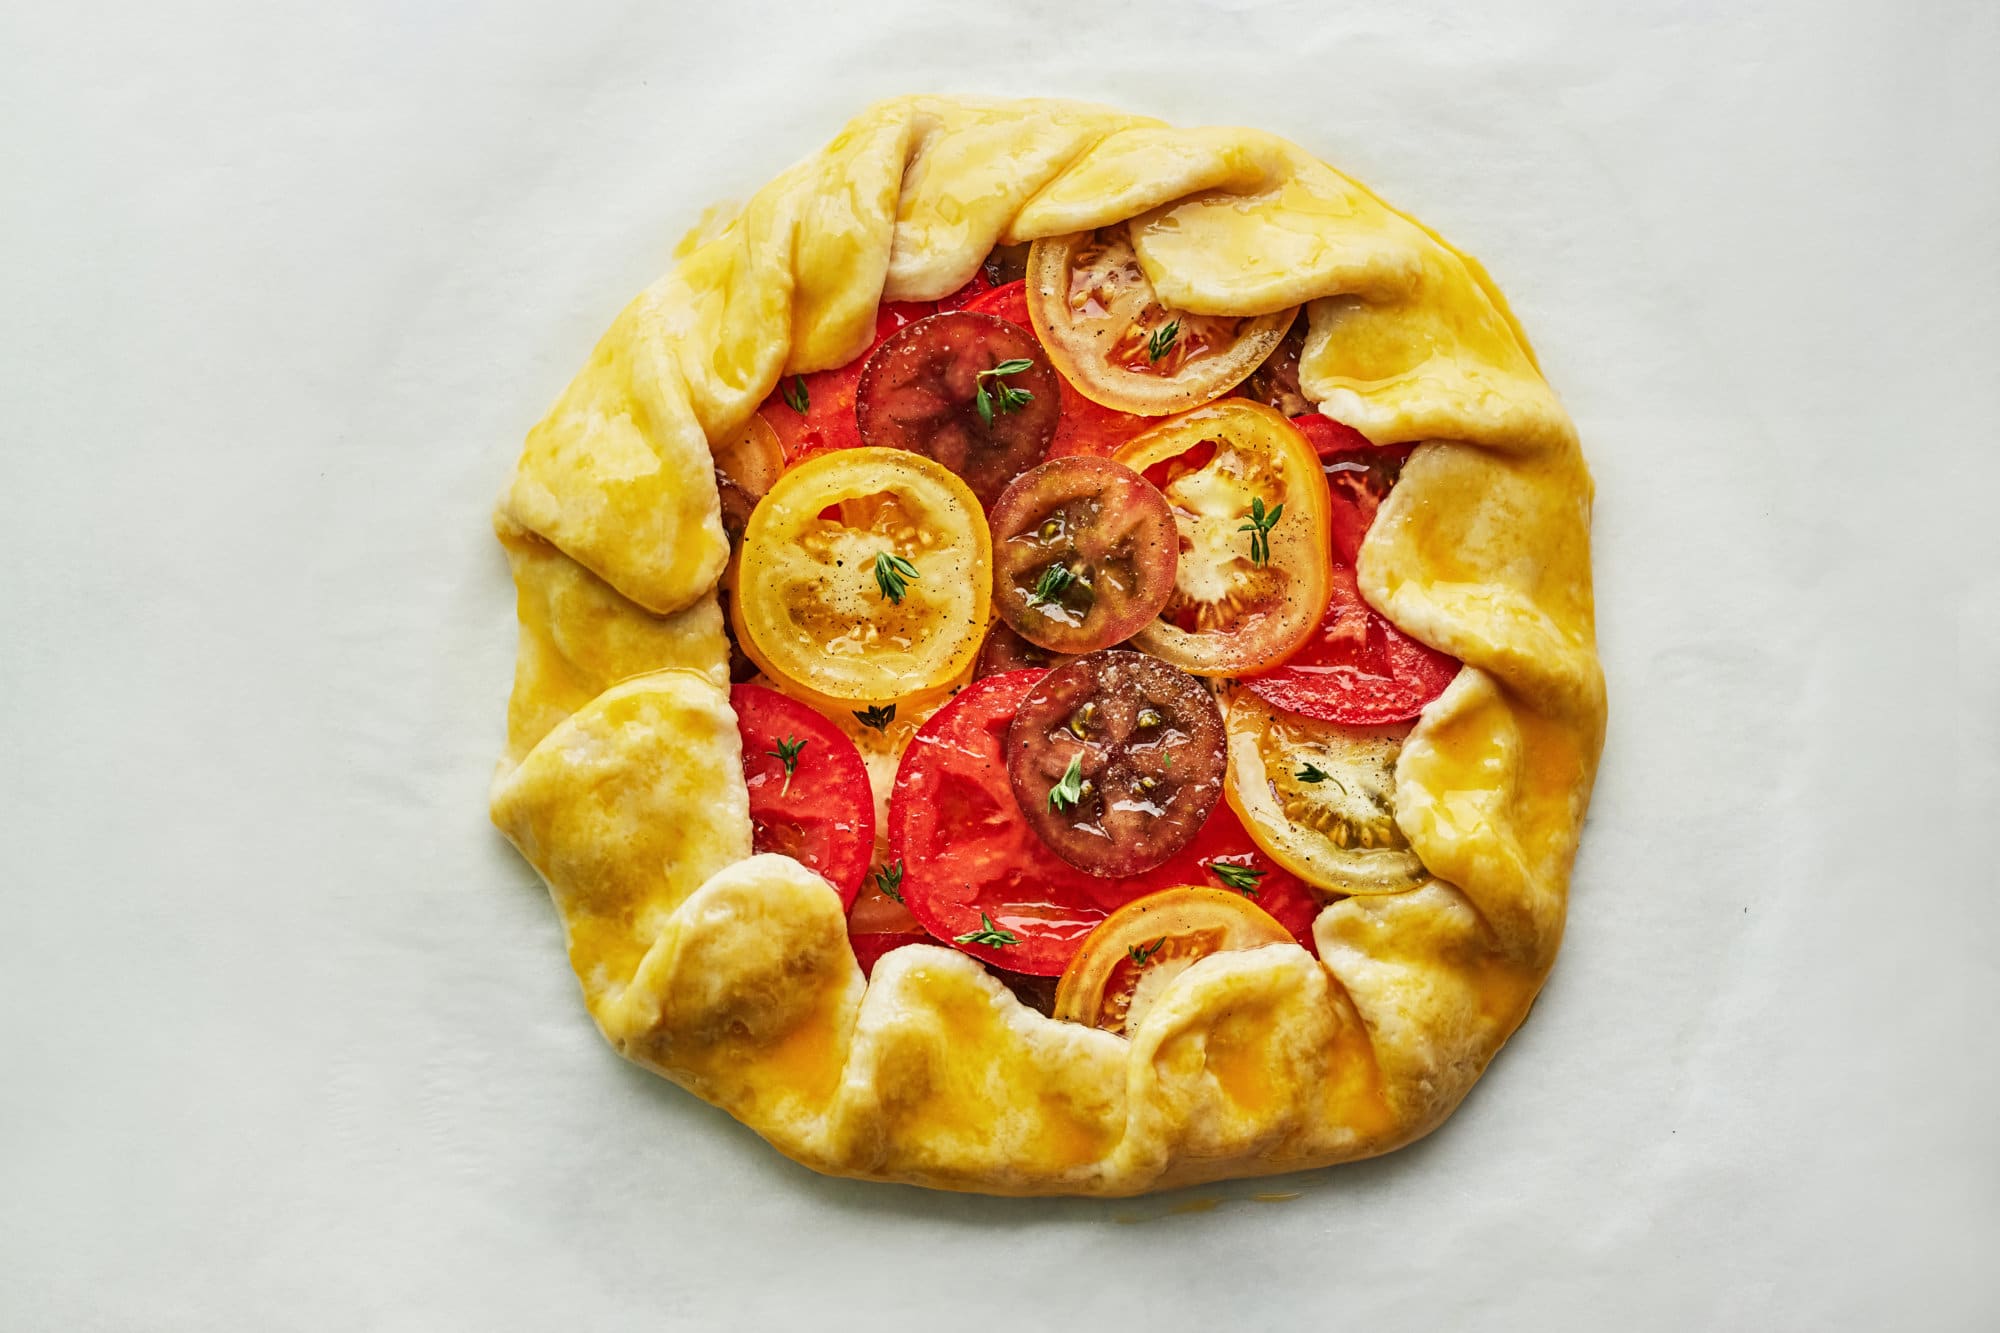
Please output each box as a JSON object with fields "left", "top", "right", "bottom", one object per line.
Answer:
{"left": 954, "top": 912, "right": 1019, "bottom": 948}
{"left": 1146, "top": 319, "right": 1180, "bottom": 363}
{"left": 1047, "top": 754, "right": 1086, "bottom": 811}
{"left": 781, "top": 374, "right": 809, "bottom": 414}
{"left": 853, "top": 703, "right": 896, "bottom": 732}
{"left": 973, "top": 359, "right": 1036, "bottom": 427}
{"left": 767, "top": 734, "right": 807, "bottom": 796}
{"left": 1296, "top": 762, "right": 1329, "bottom": 783}
{"left": 1208, "top": 861, "right": 1266, "bottom": 897}
{"left": 874, "top": 551, "right": 920, "bottom": 603}
{"left": 1127, "top": 937, "right": 1166, "bottom": 968}
{"left": 1027, "top": 563, "right": 1074, "bottom": 608}
{"left": 1238, "top": 496, "right": 1284, "bottom": 567}
{"left": 872, "top": 860, "right": 905, "bottom": 904}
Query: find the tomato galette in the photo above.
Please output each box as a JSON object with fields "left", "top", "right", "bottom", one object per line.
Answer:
{"left": 490, "top": 96, "right": 1605, "bottom": 1196}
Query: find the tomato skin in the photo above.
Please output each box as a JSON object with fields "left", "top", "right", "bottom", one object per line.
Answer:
{"left": 889, "top": 671, "right": 1319, "bottom": 976}
{"left": 732, "top": 684, "right": 877, "bottom": 908}
{"left": 962, "top": 281, "right": 1157, "bottom": 460}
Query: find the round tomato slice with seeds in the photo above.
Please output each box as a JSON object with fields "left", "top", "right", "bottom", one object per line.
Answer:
{"left": 1053, "top": 887, "right": 1296, "bottom": 1036}
{"left": 961, "top": 280, "right": 1157, "bottom": 460}
{"left": 1026, "top": 226, "right": 1297, "bottom": 417}
{"left": 1114, "top": 401, "right": 1333, "bottom": 677}
{"left": 855, "top": 311, "right": 1060, "bottom": 507}
{"left": 988, "top": 456, "right": 1178, "bottom": 655}
{"left": 732, "top": 684, "right": 876, "bottom": 908}
{"left": 1005, "top": 651, "right": 1225, "bottom": 878}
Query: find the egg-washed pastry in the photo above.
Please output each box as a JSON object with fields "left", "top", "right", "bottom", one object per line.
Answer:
{"left": 489, "top": 96, "right": 1605, "bottom": 1196}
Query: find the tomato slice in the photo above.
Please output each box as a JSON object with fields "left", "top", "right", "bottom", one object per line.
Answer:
{"left": 890, "top": 671, "right": 1111, "bottom": 976}
{"left": 973, "top": 622, "right": 1075, "bottom": 680}
{"left": 756, "top": 276, "right": 997, "bottom": 463}
{"left": 1026, "top": 227, "right": 1297, "bottom": 416}
{"left": 1005, "top": 651, "right": 1225, "bottom": 877}
{"left": 735, "top": 447, "right": 992, "bottom": 704}
{"left": 1242, "top": 434, "right": 1458, "bottom": 726}
{"left": 1237, "top": 322, "right": 1313, "bottom": 418}
{"left": 961, "top": 280, "right": 1157, "bottom": 459}
{"left": 1222, "top": 690, "right": 1426, "bottom": 895}
{"left": 988, "top": 457, "right": 1178, "bottom": 655}
{"left": 855, "top": 311, "right": 1061, "bottom": 508}
{"left": 1129, "top": 797, "right": 1320, "bottom": 948}
{"left": 1053, "top": 887, "right": 1296, "bottom": 1036}
{"left": 712, "top": 413, "right": 786, "bottom": 500}
{"left": 889, "top": 670, "right": 1320, "bottom": 976}
{"left": 1114, "top": 401, "right": 1333, "bottom": 677}
{"left": 732, "top": 684, "right": 876, "bottom": 908}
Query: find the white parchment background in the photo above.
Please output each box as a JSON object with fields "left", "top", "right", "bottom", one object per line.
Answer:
{"left": 3, "top": 1, "right": 1995, "bottom": 1328}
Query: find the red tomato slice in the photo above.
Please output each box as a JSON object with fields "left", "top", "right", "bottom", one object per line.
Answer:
{"left": 1241, "top": 429, "right": 1458, "bottom": 726}
{"left": 962, "top": 281, "right": 1157, "bottom": 460}
{"left": 1289, "top": 412, "right": 1375, "bottom": 461}
{"left": 732, "top": 684, "right": 876, "bottom": 907}
{"left": 1243, "top": 559, "right": 1460, "bottom": 726}
{"left": 846, "top": 869, "right": 932, "bottom": 977}
{"left": 889, "top": 670, "right": 1319, "bottom": 975}
{"left": 1313, "top": 432, "right": 1413, "bottom": 566}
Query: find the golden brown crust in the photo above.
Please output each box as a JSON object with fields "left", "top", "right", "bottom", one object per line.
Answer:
{"left": 488, "top": 95, "right": 1605, "bottom": 1196}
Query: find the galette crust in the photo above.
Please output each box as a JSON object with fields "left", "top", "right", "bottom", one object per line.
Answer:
{"left": 489, "top": 95, "right": 1606, "bottom": 1196}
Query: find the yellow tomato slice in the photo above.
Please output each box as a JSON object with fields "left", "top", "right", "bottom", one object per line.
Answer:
{"left": 1114, "top": 401, "right": 1331, "bottom": 677}
{"left": 1026, "top": 226, "right": 1297, "bottom": 416}
{"left": 1222, "top": 691, "right": 1426, "bottom": 895}
{"left": 736, "top": 447, "right": 991, "bottom": 703}
{"left": 1054, "top": 886, "right": 1295, "bottom": 1036}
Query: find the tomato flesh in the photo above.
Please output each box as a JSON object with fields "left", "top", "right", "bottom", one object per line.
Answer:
{"left": 732, "top": 684, "right": 877, "bottom": 907}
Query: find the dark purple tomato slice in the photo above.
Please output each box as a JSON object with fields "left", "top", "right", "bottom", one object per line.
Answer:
{"left": 973, "top": 621, "right": 1076, "bottom": 680}
{"left": 1005, "top": 650, "right": 1226, "bottom": 877}
{"left": 854, "top": 311, "right": 1061, "bottom": 508}
{"left": 987, "top": 456, "right": 1179, "bottom": 655}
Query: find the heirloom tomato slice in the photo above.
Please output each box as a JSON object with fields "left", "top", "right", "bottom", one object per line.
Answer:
{"left": 1053, "top": 887, "right": 1295, "bottom": 1036}
{"left": 734, "top": 447, "right": 991, "bottom": 704}
{"left": 1114, "top": 401, "right": 1332, "bottom": 677}
{"left": 1004, "top": 651, "right": 1225, "bottom": 877}
{"left": 1026, "top": 226, "right": 1296, "bottom": 416}
{"left": 987, "top": 456, "right": 1177, "bottom": 655}
{"left": 1222, "top": 690, "right": 1427, "bottom": 895}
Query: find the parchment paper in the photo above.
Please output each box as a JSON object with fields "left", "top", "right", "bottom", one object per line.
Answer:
{"left": 3, "top": 1, "right": 1995, "bottom": 1328}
